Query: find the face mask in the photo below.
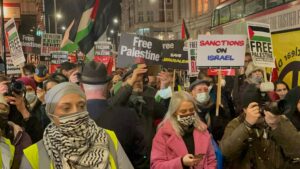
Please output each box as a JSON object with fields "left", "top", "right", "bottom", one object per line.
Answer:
{"left": 251, "top": 76, "right": 263, "bottom": 84}
{"left": 177, "top": 114, "right": 196, "bottom": 127}
{"left": 26, "top": 92, "right": 37, "bottom": 104}
{"left": 50, "top": 111, "right": 89, "bottom": 135}
{"left": 157, "top": 86, "right": 172, "bottom": 99}
{"left": 196, "top": 92, "right": 210, "bottom": 103}
{"left": 221, "top": 79, "right": 226, "bottom": 87}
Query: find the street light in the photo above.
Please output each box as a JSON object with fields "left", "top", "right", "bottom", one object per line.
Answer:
{"left": 61, "top": 26, "right": 66, "bottom": 30}
{"left": 110, "top": 30, "right": 114, "bottom": 34}
{"left": 56, "top": 13, "right": 62, "bottom": 19}
{"left": 113, "top": 18, "right": 118, "bottom": 24}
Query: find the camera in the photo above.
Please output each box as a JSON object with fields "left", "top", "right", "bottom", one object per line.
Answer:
{"left": 6, "top": 78, "right": 26, "bottom": 96}
{"left": 258, "top": 82, "right": 288, "bottom": 115}
{"left": 260, "top": 100, "right": 287, "bottom": 115}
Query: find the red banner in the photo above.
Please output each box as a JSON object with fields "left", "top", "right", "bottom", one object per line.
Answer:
{"left": 207, "top": 69, "right": 235, "bottom": 76}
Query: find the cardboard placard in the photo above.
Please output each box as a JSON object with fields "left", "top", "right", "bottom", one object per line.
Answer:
{"left": 4, "top": 18, "right": 26, "bottom": 66}
{"left": 41, "top": 33, "right": 62, "bottom": 56}
{"left": 161, "top": 40, "right": 188, "bottom": 70}
{"left": 197, "top": 35, "right": 246, "bottom": 67}
{"left": 247, "top": 22, "right": 275, "bottom": 68}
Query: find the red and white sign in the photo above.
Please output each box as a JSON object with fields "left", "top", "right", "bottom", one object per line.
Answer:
{"left": 197, "top": 35, "right": 247, "bottom": 67}
{"left": 207, "top": 69, "right": 236, "bottom": 76}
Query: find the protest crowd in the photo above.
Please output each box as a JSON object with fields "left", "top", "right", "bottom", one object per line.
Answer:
{"left": 0, "top": 50, "right": 299, "bottom": 169}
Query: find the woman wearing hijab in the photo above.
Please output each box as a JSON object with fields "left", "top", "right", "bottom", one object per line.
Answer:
{"left": 20, "top": 82, "right": 133, "bottom": 169}
{"left": 151, "top": 91, "right": 216, "bottom": 169}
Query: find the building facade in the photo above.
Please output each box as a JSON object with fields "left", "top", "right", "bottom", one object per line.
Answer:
{"left": 121, "top": 0, "right": 227, "bottom": 40}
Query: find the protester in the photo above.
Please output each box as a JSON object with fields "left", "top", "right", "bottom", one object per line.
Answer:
{"left": 3, "top": 77, "right": 43, "bottom": 143}
{"left": 151, "top": 91, "right": 216, "bottom": 169}
{"left": 220, "top": 84, "right": 300, "bottom": 169}
{"left": 58, "top": 61, "right": 77, "bottom": 79}
{"left": 284, "top": 86, "right": 300, "bottom": 130}
{"left": 274, "top": 81, "right": 289, "bottom": 100}
{"left": 21, "top": 63, "right": 36, "bottom": 78}
{"left": 17, "top": 77, "right": 37, "bottom": 110}
{"left": 189, "top": 79, "right": 232, "bottom": 141}
{"left": 80, "top": 61, "right": 149, "bottom": 169}
{"left": 33, "top": 64, "right": 49, "bottom": 88}
{"left": 0, "top": 93, "right": 32, "bottom": 169}
{"left": 110, "top": 64, "right": 168, "bottom": 157}
{"left": 20, "top": 82, "right": 133, "bottom": 169}
{"left": 233, "top": 61, "right": 265, "bottom": 114}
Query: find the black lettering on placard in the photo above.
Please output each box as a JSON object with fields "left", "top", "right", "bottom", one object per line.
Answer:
{"left": 278, "top": 61, "right": 300, "bottom": 88}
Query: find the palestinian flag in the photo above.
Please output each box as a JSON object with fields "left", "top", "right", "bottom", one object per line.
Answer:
{"left": 61, "top": 0, "right": 116, "bottom": 54}
{"left": 181, "top": 19, "right": 190, "bottom": 40}
{"left": 248, "top": 26, "right": 271, "bottom": 42}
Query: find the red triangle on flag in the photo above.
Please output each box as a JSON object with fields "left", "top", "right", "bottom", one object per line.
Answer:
{"left": 248, "top": 26, "right": 254, "bottom": 40}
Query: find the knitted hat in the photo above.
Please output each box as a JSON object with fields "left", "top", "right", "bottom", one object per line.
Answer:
{"left": 245, "top": 62, "right": 264, "bottom": 77}
{"left": 45, "top": 82, "right": 86, "bottom": 115}
{"left": 241, "top": 84, "right": 262, "bottom": 108}
{"left": 17, "top": 77, "right": 37, "bottom": 91}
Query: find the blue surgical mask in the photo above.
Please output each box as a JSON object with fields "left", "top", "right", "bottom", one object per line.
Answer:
{"left": 157, "top": 86, "right": 172, "bottom": 99}
{"left": 196, "top": 92, "right": 210, "bottom": 103}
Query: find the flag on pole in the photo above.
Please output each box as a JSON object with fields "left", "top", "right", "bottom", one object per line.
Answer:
{"left": 181, "top": 19, "right": 190, "bottom": 40}
{"left": 61, "top": 0, "right": 117, "bottom": 54}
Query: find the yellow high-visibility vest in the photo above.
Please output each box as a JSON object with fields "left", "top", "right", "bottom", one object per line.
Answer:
{"left": 0, "top": 137, "right": 15, "bottom": 169}
{"left": 23, "top": 129, "right": 119, "bottom": 169}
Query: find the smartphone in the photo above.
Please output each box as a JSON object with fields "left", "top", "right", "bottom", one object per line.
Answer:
{"left": 147, "top": 65, "right": 162, "bottom": 76}
{"left": 194, "top": 154, "right": 204, "bottom": 159}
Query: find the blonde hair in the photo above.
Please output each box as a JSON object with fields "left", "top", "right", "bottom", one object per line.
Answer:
{"left": 159, "top": 91, "right": 207, "bottom": 136}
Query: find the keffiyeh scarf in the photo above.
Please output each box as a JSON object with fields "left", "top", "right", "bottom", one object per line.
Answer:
{"left": 43, "top": 111, "right": 109, "bottom": 169}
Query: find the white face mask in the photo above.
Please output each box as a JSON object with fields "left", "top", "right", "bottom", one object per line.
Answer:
{"left": 26, "top": 92, "right": 37, "bottom": 104}
{"left": 196, "top": 92, "right": 210, "bottom": 103}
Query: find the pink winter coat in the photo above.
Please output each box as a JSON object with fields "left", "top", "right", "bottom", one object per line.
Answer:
{"left": 151, "top": 120, "right": 217, "bottom": 169}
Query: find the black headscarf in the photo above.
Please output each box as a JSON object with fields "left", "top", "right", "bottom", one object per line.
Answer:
{"left": 284, "top": 87, "right": 300, "bottom": 130}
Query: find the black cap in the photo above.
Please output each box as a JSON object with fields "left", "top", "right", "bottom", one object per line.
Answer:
{"left": 79, "top": 61, "right": 112, "bottom": 84}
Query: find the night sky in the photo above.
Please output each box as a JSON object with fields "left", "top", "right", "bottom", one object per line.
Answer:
{"left": 44, "top": 0, "right": 121, "bottom": 36}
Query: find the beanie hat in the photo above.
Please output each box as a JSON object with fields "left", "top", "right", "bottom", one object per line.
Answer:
{"left": 45, "top": 82, "right": 86, "bottom": 115}
{"left": 245, "top": 62, "right": 264, "bottom": 77}
{"left": 241, "top": 84, "right": 262, "bottom": 108}
{"left": 17, "top": 77, "right": 37, "bottom": 91}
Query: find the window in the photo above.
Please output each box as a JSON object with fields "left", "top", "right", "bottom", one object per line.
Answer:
{"left": 138, "top": 11, "right": 143, "bottom": 22}
{"left": 219, "top": 6, "right": 230, "bottom": 24}
{"left": 212, "top": 10, "right": 219, "bottom": 26}
{"left": 147, "top": 11, "right": 154, "bottom": 22}
{"left": 203, "top": 0, "right": 209, "bottom": 13}
{"left": 245, "top": 0, "right": 264, "bottom": 16}
{"left": 197, "top": 0, "right": 203, "bottom": 16}
{"left": 230, "top": 0, "right": 244, "bottom": 20}
{"left": 166, "top": 11, "right": 173, "bottom": 21}
{"left": 267, "top": 0, "right": 283, "bottom": 8}
{"left": 191, "top": 0, "right": 197, "bottom": 17}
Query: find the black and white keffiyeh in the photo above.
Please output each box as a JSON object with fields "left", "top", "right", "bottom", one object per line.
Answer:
{"left": 43, "top": 111, "right": 109, "bottom": 169}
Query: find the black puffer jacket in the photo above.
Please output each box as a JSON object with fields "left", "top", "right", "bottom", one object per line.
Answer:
{"left": 284, "top": 87, "right": 300, "bottom": 130}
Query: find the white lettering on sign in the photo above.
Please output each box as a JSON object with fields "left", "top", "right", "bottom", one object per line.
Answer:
{"left": 162, "top": 43, "right": 174, "bottom": 49}
{"left": 133, "top": 37, "right": 152, "bottom": 49}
